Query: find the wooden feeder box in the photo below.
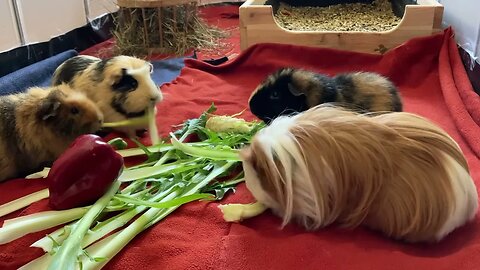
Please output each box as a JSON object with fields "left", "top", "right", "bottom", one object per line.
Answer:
{"left": 239, "top": 0, "right": 444, "bottom": 54}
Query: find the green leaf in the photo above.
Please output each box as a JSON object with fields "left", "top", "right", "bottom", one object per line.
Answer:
{"left": 130, "top": 138, "right": 153, "bottom": 157}
{"left": 83, "top": 250, "right": 107, "bottom": 263}
{"left": 213, "top": 187, "right": 236, "bottom": 200}
{"left": 114, "top": 193, "right": 215, "bottom": 208}
{"left": 47, "top": 234, "right": 61, "bottom": 255}
{"left": 107, "top": 138, "right": 128, "bottom": 150}
{"left": 173, "top": 103, "right": 217, "bottom": 140}
{"left": 119, "top": 161, "right": 203, "bottom": 182}
{"left": 170, "top": 134, "right": 241, "bottom": 161}
{"left": 203, "top": 177, "right": 245, "bottom": 200}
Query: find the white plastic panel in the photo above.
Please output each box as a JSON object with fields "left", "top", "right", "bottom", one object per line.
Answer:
{"left": 16, "top": 0, "right": 87, "bottom": 44}
{"left": 87, "top": 0, "right": 118, "bottom": 21}
{"left": 0, "top": 1, "right": 22, "bottom": 53}
{"left": 438, "top": 0, "right": 480, "bottom": 63}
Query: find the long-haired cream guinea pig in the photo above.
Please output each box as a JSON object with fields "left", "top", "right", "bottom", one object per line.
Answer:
{"left": 240, "top": 105, "right": 478, "bottom": 243}
{"left": 0, "top": 84, "right": 104, "bottom": 182}
{"left": 51, "top": 55, "right": 162, "bottom": 136}
{"left": 249, "top": 67, "right": 403, "bottom": 123}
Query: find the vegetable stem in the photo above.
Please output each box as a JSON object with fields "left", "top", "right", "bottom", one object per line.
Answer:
{"left": 170, "top": 133, "right": 241, "bottom": 161}
{"left": 47, "top": 180, "right": 121, "bottom": 270}
{"left": 81, "top": 162, "right": 235, "bottom": 269}
{"left": 0, "top": 188, "right": 49, "bottom": 218}
{"left": 0, "top": 207, "right": 88, "bottom": 245}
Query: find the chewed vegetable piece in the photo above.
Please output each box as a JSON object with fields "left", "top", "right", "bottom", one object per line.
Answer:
{"left": 206, "top": 115, "right": 253, "bottom": 134}
{"left": 218, "top": 201, "right": 267, "bottom": 222}
{"left": 25, "top": 167, "right": 50, "bottom": 179}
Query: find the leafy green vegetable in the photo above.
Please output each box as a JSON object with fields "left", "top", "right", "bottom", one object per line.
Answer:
{"left": 173, "top": 103, "right": 217, "bottom": 140}
{"left": 114, "top": 193, "right": 215, "bottom": 208}
{"left": 8, "top": 102, "right": 266, "bottom": 270}
{"left": 107, "top": 138, "right": 128, "bottom": 150}
{"left": 47, "top": 180, "right": 121, "bottom": 270}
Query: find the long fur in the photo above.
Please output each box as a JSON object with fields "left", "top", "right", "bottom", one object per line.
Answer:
{"left": 52, "top": 55, "right": 162, "bottom": 136}
{"left": 0, "top": 84, "right": 103, "bottom": 182}
{"left": 240, "top": 105, "right": 478, "bottom": 243}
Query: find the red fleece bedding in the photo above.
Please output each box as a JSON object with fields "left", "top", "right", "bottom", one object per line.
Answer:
{"left": 1, "top": 28, "right": 480, "bottom": 270}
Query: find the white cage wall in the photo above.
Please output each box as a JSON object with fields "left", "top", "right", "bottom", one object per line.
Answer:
{"left": 0, "top": 0, "right": 478, "bottom": 65}
{"left": 0, "top": 0, "right": 118, "bottom": 53}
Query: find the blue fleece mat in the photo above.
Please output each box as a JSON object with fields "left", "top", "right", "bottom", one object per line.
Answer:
{"left": 0, "top": 50, "right": 78, "bottom": 95}
{"left": 0, "top": 50, "right": 187, "bottom": 96}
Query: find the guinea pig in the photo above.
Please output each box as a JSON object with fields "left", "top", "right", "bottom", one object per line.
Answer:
{"left": 240, "top": 104, "right": 478, "bottom": 243}
{"left": 51, "top": 55, "right": 162, "bottom": 136}
{"left": 248, "top": 67, "right": 403, "bottom": 123}
{"left": 0, "top": 84, "right": 104, "bottom": 182}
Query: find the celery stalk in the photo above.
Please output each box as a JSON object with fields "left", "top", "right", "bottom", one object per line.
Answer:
{"left": 0, "top": 188, "right": 49, "bottom": 218}
{"left": 170, "top": 134, "right": 240, "bottom": 161}
{"left": 116, "top": 144, "right": 171, "bottom": 158}
{"left": 32, "top": 184, "right": 178, "bottom": 253}
{"left": 80, "top": 190, "right": 182, "bottom": 270}
{"left": 148, "top": 106, "right": 160, "bottom": 145}
{"left": 80, "top": 162, "right": 235, "bottom": 270}
{"left": 114, "top": 193, "right": 214, "bottom": 208}
{"left": 47, "top": 180, "right": 121, "bottom": 270}
{"left": 18, "top": 252, "right": 53, "bottom": 270}
{"left": 30, "top": 222, "right": 74, "bottom": 252}
{"left": 118, "top": 162, "right": 202, "bottom": 182}
{"left": 0, "top": 207, "right": 88, "bottom": 245}
{"left": 25, "top": 167, "right": 50, "bottom": 179}
{"left": 102, "top": 116, "right": 148, "bottom": 128}
{"left": 20, "top": 232, "right": 121, "bottom": 270}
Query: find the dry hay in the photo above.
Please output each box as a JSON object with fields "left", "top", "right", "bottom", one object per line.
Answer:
{"left": 274, "top": 0, "right": 401, "bottom": 32}
{"left": 112, "top": 3, "right": 229, "bottom": 56}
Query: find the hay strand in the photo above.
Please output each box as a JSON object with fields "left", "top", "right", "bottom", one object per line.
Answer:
{"left": 113, "top": 1, "right": 228, "bottom": 56}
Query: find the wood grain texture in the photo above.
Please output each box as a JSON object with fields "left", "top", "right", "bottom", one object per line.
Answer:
{"left": 240, "top": 0, "right": 444, "bottom": 54}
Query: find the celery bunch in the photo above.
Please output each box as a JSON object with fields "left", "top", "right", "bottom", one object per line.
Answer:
{"left": 0, "top": 103, "right": 265, "bottom": 270}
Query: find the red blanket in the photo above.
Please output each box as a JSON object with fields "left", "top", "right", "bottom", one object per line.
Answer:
{"left": 1, "top": 28, "right": 480, "bottom": 270}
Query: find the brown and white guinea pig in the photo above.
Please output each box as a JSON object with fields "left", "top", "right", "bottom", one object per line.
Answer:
{"left": 248, "top": 67, "right": 403, "bottom": 123}
{"left": 0, "top": 84, "right": 103, "bottom": 182}
{"left": 240, "top": 104, "right": 478, "bottom": 243}
{"left": 51, "top": 55, "right": 162, "bottom": 136}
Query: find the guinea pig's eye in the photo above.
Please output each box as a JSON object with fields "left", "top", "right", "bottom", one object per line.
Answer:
{"left": 70, "top": 107, "right": 79, "bottom": 115}
{"left": 270, "top": 91, "right": 280, "bottom": 99}
{"left": 131, "top": 80, "right": 138, "bottom": 88}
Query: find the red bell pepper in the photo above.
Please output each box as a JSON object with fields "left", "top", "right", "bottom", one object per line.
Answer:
{"left": 47, "top": 134, "right": 124, "bottom": 210}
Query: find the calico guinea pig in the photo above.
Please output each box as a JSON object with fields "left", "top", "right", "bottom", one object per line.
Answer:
{"left": 51, "top": 55, "right": 162, "bottom": 136}
{"left": 0, "top": 84, "right": 104, "bottom": 182}
{"left": 248, "top": 67, "right": 402, "bottom": 123}
{"left": 240, "top": 104, "right": 478, "bottom": 243}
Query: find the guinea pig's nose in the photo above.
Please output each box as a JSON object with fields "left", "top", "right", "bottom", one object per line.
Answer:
{"left": 150, "top": 94, "right": 161, "bottom": 103}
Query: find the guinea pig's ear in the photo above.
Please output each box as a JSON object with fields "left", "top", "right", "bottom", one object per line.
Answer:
{"left": 38, "top": 96, "right": 62, "bottom": 121}
{"left": 288, "top": 83, "right": 304, "bottom": 97}
{"left": 148, "top": 63, "right": 154, "bottom": 74}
